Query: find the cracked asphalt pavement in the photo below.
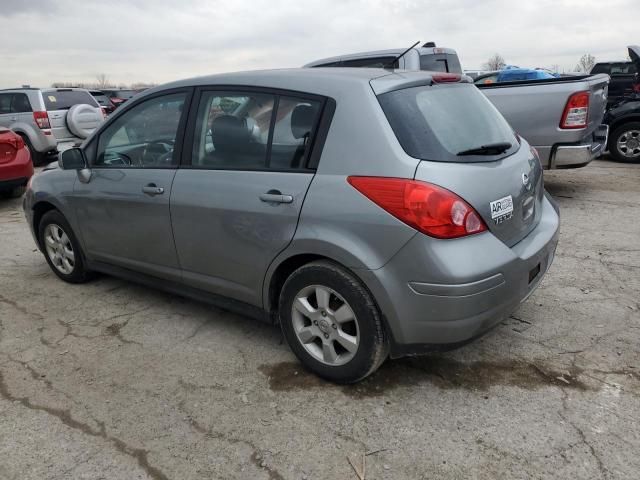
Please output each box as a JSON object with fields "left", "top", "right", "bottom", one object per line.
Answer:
{"left": 1, "top": 159, "right": 639, "bottom": 479}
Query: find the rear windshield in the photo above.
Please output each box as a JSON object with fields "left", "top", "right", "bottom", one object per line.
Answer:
{"left": 378, "top": 83, "right": 518, "bottom": 162}
{"left": 420, "top": 54, "right": 463, "bottom": 74}
{"left": 91, "top": 92, "right": 111, "bottom": 106}
{"left": 43, "top": 90, "right": 98, "bottom": 110}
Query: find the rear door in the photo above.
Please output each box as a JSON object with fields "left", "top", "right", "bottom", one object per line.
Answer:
{"left": 10, "top": 92, "right": 33, "bottom": 126}
{"left": 376, "top": 81, "right": 543, "bottom": 247}
{"left": 170, "top": 89, "right": 326, "bottom": 307}
{"left": 73, "top": 90, "right": 191, "bottom": 280}
{"left": 42, "top": 89, "right": 100, "bottom": 141}
{"left": 0, "top": 94, "right": 13, "bottom": 128}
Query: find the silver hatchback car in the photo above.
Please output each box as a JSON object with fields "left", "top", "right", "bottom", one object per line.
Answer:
{"left": 24, "top": 69, "right": 559, "bottom": 383}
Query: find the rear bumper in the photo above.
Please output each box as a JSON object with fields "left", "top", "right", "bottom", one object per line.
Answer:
{"left": 357, "top": 194, "right": 560, "bottom": 357}
{"left": 547, "top": 124, "right": 609, "bottom": 169}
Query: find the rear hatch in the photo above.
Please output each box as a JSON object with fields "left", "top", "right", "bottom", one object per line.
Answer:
{"left": 374, "top": 77, "right": 543, "bottom": 247}
{"left": 42, "top": 89, "right": 100, "bottom": 141}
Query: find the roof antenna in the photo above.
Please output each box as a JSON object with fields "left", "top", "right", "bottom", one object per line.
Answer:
{"left": 384, "top": 41, "right": 420, "bottom": 70}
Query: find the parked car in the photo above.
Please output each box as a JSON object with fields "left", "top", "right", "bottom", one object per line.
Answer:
{"left": 591, "top": 46, "right": 640, "bottom": 107}
{"left": 304, "top": 42, "right": 462, "bottom": 73}
{"left": 307, "top": 46, "right": 610, "bottom": 169}
{"left": 90, "top": 90, "right": 116, "bottom": 115}
{"left": 24, "top": 69, "right": 560, "bottom": 383}
{"left": 603, "top": 92, "right": 640, "bottom": 162}
{"left": 0, "top": 127, "right": 33, "bottom": 198}
{"left": 101, "top": 89, "right": 138, "bottom": 108}
{"left": 0, "top": 87, "right": 104, "bottom": 165}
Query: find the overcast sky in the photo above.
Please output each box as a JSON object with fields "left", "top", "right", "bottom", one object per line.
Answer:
{"left": 1, "top": 0, "right": 638, "bottom": 88}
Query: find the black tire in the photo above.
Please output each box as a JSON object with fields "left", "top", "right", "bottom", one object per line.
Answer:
{"left": 608, "top": 122, "right": 640, "bottom": 163}
{"left": 38, "top": 210, "right": 93, "bottom": 283}
{"left": 18, "top": 134, "right": 46, "bottom": 166}
{"left": 279, "top": 260, "right": 389, "bottom": 383}
{"left": 10, "top": 186, "right": 26, "bottom": 198}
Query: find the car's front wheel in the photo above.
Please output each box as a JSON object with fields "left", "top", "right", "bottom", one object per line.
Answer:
{"left": 38, "top": 210, "right": 92, "bottom": 283}
{"left": 279, "top": 260, "right": 389, "bottom": 383}
{"left": 609, "top": 122, "right": 640, "bottom": 163}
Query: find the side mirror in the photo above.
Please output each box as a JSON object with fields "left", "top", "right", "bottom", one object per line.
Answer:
{"left": 60, "top": 148, "right": 87, "bottom": 170}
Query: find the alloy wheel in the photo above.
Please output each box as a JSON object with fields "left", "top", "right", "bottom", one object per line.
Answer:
{"left": 291, "top": 285, "right": 360, "bottom": 366}
{"left": 617, "top": 129, "right": 640, "bottom": 158}
{"left": 44, "top": 223, "right": 75, "bottom": 275}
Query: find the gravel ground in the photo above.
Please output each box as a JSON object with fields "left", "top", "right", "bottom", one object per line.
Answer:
{"left": 0, "top": 158, "right": 638, "bottom": 480}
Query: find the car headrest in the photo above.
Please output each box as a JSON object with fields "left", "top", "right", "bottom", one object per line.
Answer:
{"left": 211, "top": 115, "right": 250, "bottom": 150}
{"left": 291, "top": 104, "right": 317, "bottom": 139}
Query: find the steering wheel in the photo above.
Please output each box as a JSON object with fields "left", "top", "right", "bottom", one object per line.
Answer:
{"left": 102, "top": 151, "right": 133, "bottom": 166}
{"left": 142, "top": 140, "right": 174, "bottom": 165}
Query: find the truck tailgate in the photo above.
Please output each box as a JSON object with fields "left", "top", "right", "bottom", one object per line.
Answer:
{"left": 478, "top": 74, "right": 609, "bottom": 166}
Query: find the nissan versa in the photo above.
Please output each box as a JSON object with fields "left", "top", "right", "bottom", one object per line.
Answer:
{"left": 24, "top": 68, "right": 560, "bottom": 383}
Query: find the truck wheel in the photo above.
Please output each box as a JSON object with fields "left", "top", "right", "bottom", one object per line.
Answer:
{"left": 38, "top": 210, "right": 93, "bottom": 283}
{"left": 279, "top": 260, "right": 389, "bottom": 383}
{"left": 18, "top": 134, "right": 46, "bottom": 166}
{"left": 609, "top": 122, "right": 640, "bottom": 163}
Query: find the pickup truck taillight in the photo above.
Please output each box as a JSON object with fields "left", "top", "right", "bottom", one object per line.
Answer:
{"left": 347, "top": 177, "right": 487, "bottom": 239}
{"left": 633, "top": 83, "right": 640, "bottom": 93}
{"left": 560, "top": 91, "right": 589, "bottom": 129}
{"left": 33, "top": 111, "right": 51, "bottom": 129}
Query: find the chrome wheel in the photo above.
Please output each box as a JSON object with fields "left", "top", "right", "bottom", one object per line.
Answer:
{"left": 617, "top": 129, "right": 640, "bottom": 158}
{"left": 44, "top": 223, "right": 75, "bottom": 275}
{"left": 291, "top": 285, "right": 359, "bottom": 366}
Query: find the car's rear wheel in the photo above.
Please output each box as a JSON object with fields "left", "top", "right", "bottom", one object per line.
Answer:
{"left": 609, "top": 122, "right": 640, "bottom": 163}
{"left": 38, "top": 210, "right": 92, "bottom": 283}
{"left": 279, "top": 260, "right": 389, "bottom": 383}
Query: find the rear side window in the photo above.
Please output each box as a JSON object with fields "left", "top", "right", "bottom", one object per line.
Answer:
{"left": 91, "top": 92, "right": 112, "bottom": 107}
{"left": 43, "top": 90, "right": 99, "bottom": 110}
{"left": 378, "top": 84, "right": 518, "bottom": 162}
{"left": 191, "top": 91, "right": 322, "bottom": 170}
{"left": 341, "top": 57, "right": 398, "bottom": 68}
{"left": 591, "top": 64, "right": 610, "bottom": 74}
{"left": 11, "top": 93, "right": 32, "bottom": 113}
{"left": 610, "top": 63, "right": 637, "bottom": 74}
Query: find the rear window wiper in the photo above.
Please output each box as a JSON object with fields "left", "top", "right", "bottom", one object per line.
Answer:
{"left": 457, "top": 142, "right": 512, "bottom": 156}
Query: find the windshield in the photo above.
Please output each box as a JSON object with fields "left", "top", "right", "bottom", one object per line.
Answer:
{"left": 43, "top": 90, "right": 99, "bottom": 110}
{"left": 378, "top": 83, "right": 518, "bottom": 162}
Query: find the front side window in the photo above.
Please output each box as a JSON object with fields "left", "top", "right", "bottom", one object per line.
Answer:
{"left": 0, "top": 94, "right": 12, "bottom": 114}
{"left": 95, "top": 92, "right": 186, "bottom": 167}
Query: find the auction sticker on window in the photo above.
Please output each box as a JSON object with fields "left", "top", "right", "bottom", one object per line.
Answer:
{"left": 490, "top": 195, "right": 514, "bottom": 222}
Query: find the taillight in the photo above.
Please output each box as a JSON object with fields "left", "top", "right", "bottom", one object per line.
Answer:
{"left": 347, "top": 177, "right": 487, "bottom": 239}
{"left": 560, "top": 91, "right": 589, "bottom": 129}
{"left": 633, "top": 83, "right": 640, "bottom": 93}
{"left": 14, "top": 134, "right": 25, "bottom": 149}
{"left": 33, "top": 111, "right": 51, "bottom": 129}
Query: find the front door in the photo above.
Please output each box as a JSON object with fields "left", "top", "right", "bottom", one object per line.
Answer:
{"left": 73, "top": 90, "right": 191, "bottom": 280}
{"left": 171, "top": 90, "right": 325, "bottom": 307}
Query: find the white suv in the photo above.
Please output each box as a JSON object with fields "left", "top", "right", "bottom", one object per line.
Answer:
{"left": 0, "top": 87, "right": 104, "bottom": 164}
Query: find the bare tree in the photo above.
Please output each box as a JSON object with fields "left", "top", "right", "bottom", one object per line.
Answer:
{"left": 549, "top": 64, "right": 560, "bottom": 74}
{"left": 575, "top": 54, "right": 596, "bottom": 73}
{"left": 95, "top": 73, "right": 111, "bottom": 89}
{"left": 483, "top": 53, "right": 506, "bottom": 71}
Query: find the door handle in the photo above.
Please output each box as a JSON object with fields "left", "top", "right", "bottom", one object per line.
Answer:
{"left": 142, "top": 184, "right": 164, "bottom": 195}
{"left": 259, "top": 190, "right": 293, "bottom": 204}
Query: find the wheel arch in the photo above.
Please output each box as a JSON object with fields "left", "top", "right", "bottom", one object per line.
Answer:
{"left": 263, "top": 250, "right": 397, "bottom": 347}
{"left": 608, "top": 116, "right": 640, "bottom": 139}
{"left": 32, "top": 201, "right": 60, "bottom": 249}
